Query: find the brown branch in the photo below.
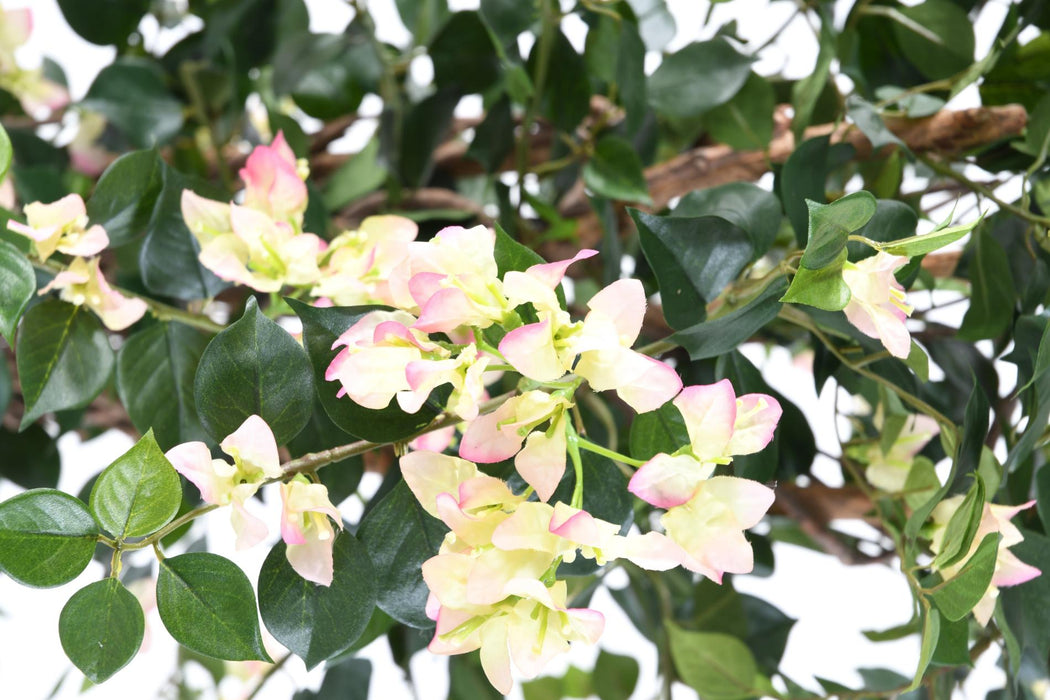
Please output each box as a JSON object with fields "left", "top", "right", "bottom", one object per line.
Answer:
{"left": 336, "top": 187, "right": 494, "bottom": 229}
{"left": 771, "top": 482, "right": 892, "bottom": 565}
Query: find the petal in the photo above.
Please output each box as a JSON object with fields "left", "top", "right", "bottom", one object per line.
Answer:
{"left": 221, "top": 415, "right": 282, "bottom": 478}
{"left": 703, "top": 475, "right": 777, "bottom": 529}
{"left": 165, "top": 442, "right": 225, "bottom": 504}
{"left": 993, "top": 549, "right": 1041, "bottom": 588}
{"left": 615, "top": 355, "right": 683, "bottom": 413}
{"left": 286, "top": 537, "right": 335, "bottom": 586}
{"left": 628, "top": 453, "right": 711, "bottom": 508}
{"left": 525, "top": 249, "right": 598, "bottom": 289}
{"left": 58, "top": 224, "right": 109, "bottom": 257}
{"left": 400, "top": 451, "right": 480, "bottom": 518}
{"left": 459, "top": 404, "right": 524, "bottom": 463}
{"left": 479, "top": 620, "right": 513, "bottom": 695}
{"left": 490, "top": 501, "right": 560, "bottom": 553}
{"left": 586, "top": 278, "right": 645, "bottom": 344}
{"left": 673, "top": 381, "right": 737, "bottom": 460}
{"left": 726, "top": 393, "right": 782, "bottom": 456}
{"left": 415, "top": 287, "right": 480, "bottom": 333}
{"left": 515, "top": 415, "right": 567, "bottom": 503}
{"left": 180, "top": 190, "right": 231, "bottom": 245}
{"left": 499, "top": 320, "right": 565, "bottom": 382}
{"left": 230, "top": 499, "right": 269, "bottom": 550}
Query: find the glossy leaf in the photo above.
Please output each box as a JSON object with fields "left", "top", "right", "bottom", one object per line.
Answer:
{"left": 89, "top": 430, "right": 181, "bottom": 539}
{"left": 259, "top": 533, "right": 378, "bottom": 669}
{"left": 430, "top": 12, "right": 501, "bottom": 93}
{"left": 357, "top": 479, "right": 447, "bottom": 628}
{"left": 781, "top": 250, "right": 851, "bottom": 310}
{"left": 466, "top": 95, "right": 514, "bottom": 174}
{"left": 157, "top": 552, "right": 272, "bottom": 661}
{"left": 671, "top": 277, "right": 787, "bottom": 359}
{"left": 791, "top": 16, "right": 835, "bottom": 142}
{"left": 195, "top": 298, "right": 313, "bottom": 446}
{"left": 848, "top": 200, "right": 919, "bottom": 260}
{"left": 17, "top": 300, "right": 115, "bottom": 429}
{"left": 0, "top": 489, "right": 99, "bottom": 588}
{"left": 705, "top": 72, "right": 774, "bottom": 151}
{"left": 532, "top": 30, "right": 590, "bottom": 132}
{"left": 891, "top": 0, "right": 975, "bottom": 81}
{"left": 632, "top": 209, "right": 754, "bottom": 330}
{"left": 117, "top": 322, "right": 212, "bottom": 451}
{"left": 801, "top": 192, "right": 877, "bottom": 270}
{"left": 81, "top": 58, "right": 183, "bottom": 149}
{"left": 846, "top": 95, "right": 905, "bottom": 151}
{"left": 928, "top": 533, "right": 999, "bottom": 621}
{"left": 584, "top": 136, "right": 651, "bottom": 204}
{"left": 479, "top": 0, "right": 534, "bottom": 46}
{"left": 593, "top": 650, "right": 640, "bottom": 700}
{"left": 57, "top": 0, "right": 149, "bottom": 46}
{"left": 272, "top": 29, "right": 381, "bottom": 120}
{"left": 957, "top": 228, "right": 1016, "bottom": 341}
{"left": 648, "top": 39, "right": 752, "bottom": 119}
{"left": 85, "top": 149, "right": 165, "bottom": 247}
{"left": 780, "top": 136, "right": 829, "bottom": 246}
{"left": 289, "top": 300, "right": 441, "bottom": 443}
{"left": 630, "top": 401, "right": 688, "bottom": 462}
{"left": 0, "top": 239, "right": 35, "bottom": 344}
{"left": 293, "top": 658, "right": 372, "bottom": 700}
{"left": 674, "top": 183, "right": 781, "bottom": 260}
{"left": 59, "top": 578, "right": 144, "bottom": 683}
{"left": 0, "top": 425, "right": 61, "bottom": 489}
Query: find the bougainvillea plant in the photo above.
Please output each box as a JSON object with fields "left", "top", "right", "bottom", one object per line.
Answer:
{"left": 1, "top": 1, "right": 1050, "bottom": 698}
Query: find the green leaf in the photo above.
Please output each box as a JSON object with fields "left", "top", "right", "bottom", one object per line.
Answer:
{"left": 667, "top": 623, "right": 768, "bottom": 700}
{"left": 632, "top": 209, "right": 754, "bottom": 330}
{"left": 466, "top": 95, "right": 514, "bottom": 174}
{"left": 999, "top": 529, "right": 1050, "bottom": 663}
{"left": 674, "top": 183, "right": 781, "bottom": 260}
{"left": 931, "top": 477, "right": 984, "bottom": 570}
{"left": 480, "top": 0, "right": 535, "bottom": 46}
{"left": 848, "top": 200, "right": 918, "bottom": 261}
{"left": 157, "top": 552, "right": 272, "bottom": 661}
{"left": 583, "top": 136, "right": 652, "bottom": 204}
{"left": 494, "top": 221, "right": 546, "bottom": 275}
{"left": 791, "top": 15, "right": 834, "bottom": 142}
{"left": 293, "top": 658, "right": 372, "bottom": 700}
{"left": 649, "top": 39, "right": 752, "bottom": 119}
{"left": 450, "top": 653, "right": 505, "bottom": 700}
{"left": 357, "top": 479, "right": 447, "bottom": 628}
{"left": 59, "top": 578, "right": 144, "bottom": 683}
{"left": 0, "top": 489, "right": 99, "bottom": 588}
{"left": 287, "top": 400, "right": 365, "bottom": 505}
{"left": 85, "top": 149, "right": 165, "bottom": 247}
{"left": 0, "top": 425, "right": 61, "bottom": 489}
{"left": 430, "top": 12, "right": 501, "bottom": 94}
{"left": 272, "top": 29, "right": 381, "bottom": 120}
{"left": 289, "top": 300, "right": 441, "bottom": 443}
{"left": 629, "top": 401, "right": 688, "bottom": 462}
{"left": 89, "top": 430, "right": 181, "bottom": 539}
{"left": 396, "top": 89, "right": 458, "bottom": 188}
{"left": 627, "top": 0, "right": 676, "bottom": 52}
{"left": 57, "top": 0, "right": 148, "bottom": 45}
{"left": 117, "top": 322, "right": 212, "bottom": 452}
{"left": 0, "top": 239, "right": 35, "bottom": 344}
{"left": 780, "top": 136, "right": 829, "bottom": 246}
{"left": 781, "top": 250, "right": 851, "bottom": 310}
{"left": 17, "top": 300, "right": 115, "bottom": 429}
{"left": 801, "top": 192, "right": 877, "bottom": 270}
{"left": 593, "top": 650, "right": 640, "bottom": 700}
{"left": 891, "top": 0, "right": 975, "bottom": 81}
{"left": 394, "top": 0, "right": 451, "bottom": 44}
{"left": 532, "top": 30, "right": 590, "bottom": 132}
{"left": 846, "top": 95, "right": 906, "bottom": 152}
{"left": 881, "top": 219, "right": 978, "bottom": 257}
{"left": 909, "top": 608, "right": 937, "bottom": 692}
{"left": 706, "top": 72, "right": 774, "bottom": 151}
{"left": 670, "top": 277, "right": 786, "bottom": 360}
{"left": 322, "top": 138, "right": 386, "bottom": 210}
{"left": 259, "top": 532, "right": 377, "bottom": 669}
{"left": 740, "top": 595, "right": 796, "bottom": 673}
{"left": 81, "top": 58, "right": 183, "bottom": 149}
{"left": 931, "top": 614, "right": 969, "bottom": 667}
{"left": 194, "top": 298, "right": 313, "bottom": 446}
{"left": 958, "top": 226, "right": 1015, "bottom": 341}
{"left": 928, "top": 533, "right": 999, "bottom": 622}
{"left": 0, "top": 122, "right": 11, "bottom": 181}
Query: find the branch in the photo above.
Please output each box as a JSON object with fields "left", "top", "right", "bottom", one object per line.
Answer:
{"left": 335, "top": 187, "right": 495, "bottom": 229}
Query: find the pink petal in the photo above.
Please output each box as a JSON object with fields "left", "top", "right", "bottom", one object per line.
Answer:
{"left": 400, "top": 451, "right": 479, "bottom": 518}
{"left": 994, "top": 549, "right": 1041, "bottom": 588}
{"left": 286, "top": 537, "right": 335, "bottom": 586}
{"left": 459, "top": 404, "right": 524, "bottom": 463}
{"left": 165, "top": 442, "right": 220, "bottom": 503}
{"left": 616, "top": 355, "right": 683, "bottom": 413}
{"left": 587, "top": 278, "right": 645, "bottom": 343}
{"left": 479, "top": 621, "right": 513, "bottom": 695}
{"left": 628, "top": 453, "right": 710, "bottom": 508}
{"left": 414, "top": 287, "right": 478, "bottom": 333}
{"left": 499, "top": 320, "right": 564, "bottom": 382}
{"left": 726, "top": 393, "right": 782, "bottom": 456}
{"left": 525, "top": 249, "right": 598, "bottom": 288}
{"left": 408, "top": 271, "right": 447, "bottom": 309}
{"left": 60, "top": 224, "right": 109, "bottom": 257}
{"left": 515, "top": 415, "right": 567, "bottom": 502}
{"left": 673, "top": 381, "right": 737, "bottom": 460}
{"left": 230, "top": 499, "right": 269, "bottom": 550}
{"left": 221, "top": 415, "right": 281, "bottom": 478}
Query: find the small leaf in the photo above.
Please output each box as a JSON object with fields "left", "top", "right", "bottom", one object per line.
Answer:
{"left": 928, "top": 533, "right": 999, "bottom": 622}
{"left": 931, "top": 614, "right": 970, "bottom": 666}
{"left": 194, "top": 298, "right": 313, "bottom": 445}
{"left": 89, "top": 430, "right": 182, "bottom": 539}
{"left": 17, "top": 300, "right": 115, "bottom": 429}
{"left": 629, "top": 401, "right": 688, "bottom": 462}
{"left": 671, "top": 277, "right": 786, "bottom": 360}
{"left": 357, "top": 479, "right": 447, "bottom": 628}
{"left": 931, "top": 477, "right": 985, "bottom": 570}
{"left": 258, "top": 532, "right": 378, "bottom": 669}
{"left": 466, "top": 95, "right": 514, "bottom": 174}
{"left": 494, "top": 222, "right": 546, "bottom": 276}
{"left": 648, "top": 39, "right": 752, "bottom": 119}
{"left": 57, "top": 0, "right": 149, "bottom": 46}
{"left": 0, "top": 489, "right": 99, "bottom": 588}
{"left": 531, "top": 30, "right": 591, "bottom": 132}
{"left": 632, "top": 209, "right": 754, "bottom": 330}
{"left": 667, "top": 622, "right": 767, "bottom": 700}
{"left": 891, "top": 0, "right": 975, "bottom": 81}
{"left": 846, "top": 95, "right": 906, "bottom": 152}
{"left": 909, "top": 609, "right": 938, "bottom": 692}
{"left": 59, "top": 578, "right": 144, "bottom": 683}
{"left": 157, "top": 552, "right": 272, "bottom": 661}
{"left": 429, "top": 12, "right": 501, "bottom": 94}
{"left": 705, "top": 72, "right": 774, "bottom": 151}
{"left": 593, "top": 650, "right": 640, "bottom": 700}
{"left": 0, "top": 239, "right": 35, "bottom": 344}
{"left": 881, "top": 219, "right": 978, "bottom": 257}
{"left": 801, "top": 192, "right": 877, "bottom": 270}
{"left": 780, "top": 250, "right": 851, "bottom": 310}
{"left": 289, "top": 300, "right": 440, "bottom": 443}
{"left": 958, "top": 227, "right": 1015, "bottom": 341}
{"left": 791, "top": 15, "right": 834, "bottom": 142}
{"left": 583, "top": 136, "right": 652, "bottom": 204}
{"left": 293, "top": 657, "right": 372, "bottom": 700}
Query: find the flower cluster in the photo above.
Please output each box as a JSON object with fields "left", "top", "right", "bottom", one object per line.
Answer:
{"left": 166, "top": 415, "right": 343, "bottom": 586}
{"left": 842, "top": 252, "right": 914, "bottom": 359}
{"left": 8, "top": 193, "right": 146, "bottom": 330}
{"left": 0, "top": 8, "right": 68, "bottom": 116}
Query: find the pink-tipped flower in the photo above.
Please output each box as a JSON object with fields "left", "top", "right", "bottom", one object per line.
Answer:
{"left": 280, "top": 475, "right": 344, "bottom": 586}
{"left": 311, "top": 216, "right": 418, "bottom": 306}
{"left": 629, "top": 379, "right": 781, "bottom": 508}
{"left": 165, "top": 415, "right": 283, "bottom": 550}
{"left": 863, "top": 411, "right": 940, "bottom": 492}
{"left": 240, "top": 132, "right": 309, "bottom": 225}
{"left": 842, "top": 252, "right": 914, "bottom": 359}
{"left": 0, "top": 9, "right": 69, "bottom": 116}
{"left": 930, "top": 498, "right": 1041, "bottom": 625}
{"left": 38, "top": 257, "right": 147, "bottom": 331}
{"left": 8, "top": 194, "right": 108, "bottom": 261}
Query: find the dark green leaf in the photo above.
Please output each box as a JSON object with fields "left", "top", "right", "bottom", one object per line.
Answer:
{"left": 706, "top": 72, "right": 775, "bottom": 151}
{"left": 674, "top": 183, "right": 781, "bottom": 260}
{"left": 117, "top": 322, "right": 212, "bottom": 451}
{"left": 801, "top": 192, "right": 877, "bottom": 270}
{"left": 533, "top": 30, "right": 590, "bottom": 132}
{"left": 781, "top": 250, "right": 851, "bottom": 310}
{"left": 81, "top": 59, "right": 183, "bottom": 149}
{"left": 958, "top": 227, "right": 1016, "bottom": 340}
{"left": 1000, "top": 529, "right": 1050, "bottom": 662}
{"left": 157, "top": 552, "right": 272, "bottom": 661}
{"left": 322, "top": 138, "right": 387, "bottom": 210}
{"left": 289, "top": 300, "right": 441, "bottom": 443}
{"left": 430, "top": 12, "right": 501, "bottom": 93}
{"left": 85, "top": 150, "right": 165, "bottom": 247}
{"left": 0, "top": 239, "right": 35, "bottom": 344}
{"left": 909, "top": 607, "right": 939, "bottom": 690}
{"left": 627, "top": 0, "right": 676, "bottom": 51}
{"left": 668, "top": 623, "right": 769, "bottom": 700}
{"left": 494, "top": 221, "right": 546, "bottom": 276}
{"left": 466, "top": 95, "right": 514, "bottom": 174}
{"left": 57, "top": 0, "right": 148, "bottom": 45}
{"left": 398, "top": 89, "right": 459, "bottom": 188}
{"left": 649, "top": 39, "right": 752, "bottom": 119}
{"left": 931, "top": 614, "right": 969, "bottom": 666}
{"left": 780, "top": 136, "right": 829, "bottom": 246}
{"left": 0, "top": 489, "right": 99, "bottom": 588}
{"left": 259, "top": 533, "right": 377, "bottom": 669}
{"left": 791, "top": 15, "right": 834, "bottom": 142}
{"left": 479, "top": 0, "right": 534, "bottom": 46}
{"left": 195, "top": 298, "right": 313, "bottom": 445}
{"left": 632, "top": 209, "right": 754, "bottom": 329}
{"left": 287, "top": 400, "right": 365, "bottom": 505}
{"left": 891, "top": 0, "right": 975, "bottom": 81}
{"left": 929, "top": 533, "right": 999, "bottom": 621}
{"left": 272, "top": 30, "right": 382, "bottom": 120}
{"left": 449, "top": 653, "right": 504, "bottom": 700}
{"left": 59, "top": 578, "right": 144, "bottom": 683}
{"left": 395, "top": 0, "right": 451, "bottom": 44}
{"left": 584, "top": 136, "right": 652, "bottom": 204}
{"left": 294, "top": 658, "right": 372, "bottom": 700}
{"left": 741, "top": 595, "right": 795, "bottom": 673}
{"left": 629, "top": 401, "right": 688, "bottom": 462}
{"left": 0, "top": 425, "right": 61, "bottom": 489}
{"left": 357, "top": 479, "right": 447, "bottom": 628}
{"left": 593, "top": 650, "right": 639, "bottom": 700}
{"left": 17, "top": 300, "right": 115, "bottom": 429}
{"left": 671, "top": 277, "right": 786, "bottom": 360}
{"left": 89, "top": 430, "right": 181, "bottom": 539}
{"left": 848, "top": 200, "right": 919, "bottom": 260}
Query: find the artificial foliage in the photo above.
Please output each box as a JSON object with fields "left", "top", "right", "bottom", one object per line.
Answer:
{"left": 0, "top": 0, "right": 1049, "bottom": 698}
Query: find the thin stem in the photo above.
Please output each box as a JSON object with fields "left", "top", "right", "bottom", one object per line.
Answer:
{"left": 566, "top": 421, "right": 585, "bottom": 509}
{"left": 577, "top": 436, "right": 645, "bottom": 468}
{"left": 243, "top": 652, "right": 292, "bottom": 700}
{"left": 119, "top": 504, "right": 221, "bottom": 551}
{"left": 918, "top": 153, "right": 1050, "bottom": 228}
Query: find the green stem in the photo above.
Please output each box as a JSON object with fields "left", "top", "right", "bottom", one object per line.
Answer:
{"left": 566, "top": 421, "right": 585, "bottom": 509}
{"left": 118, "top": 504, "right": 221, "bottom": 551}
{"left": 577, "top": 436, "right": 645, "bottom": 467}
{"left": 243, "top": 652, "right": 292, "bottom": 700}
{"left": 917, "top": 153, "right": 1050, "bottom": 228}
